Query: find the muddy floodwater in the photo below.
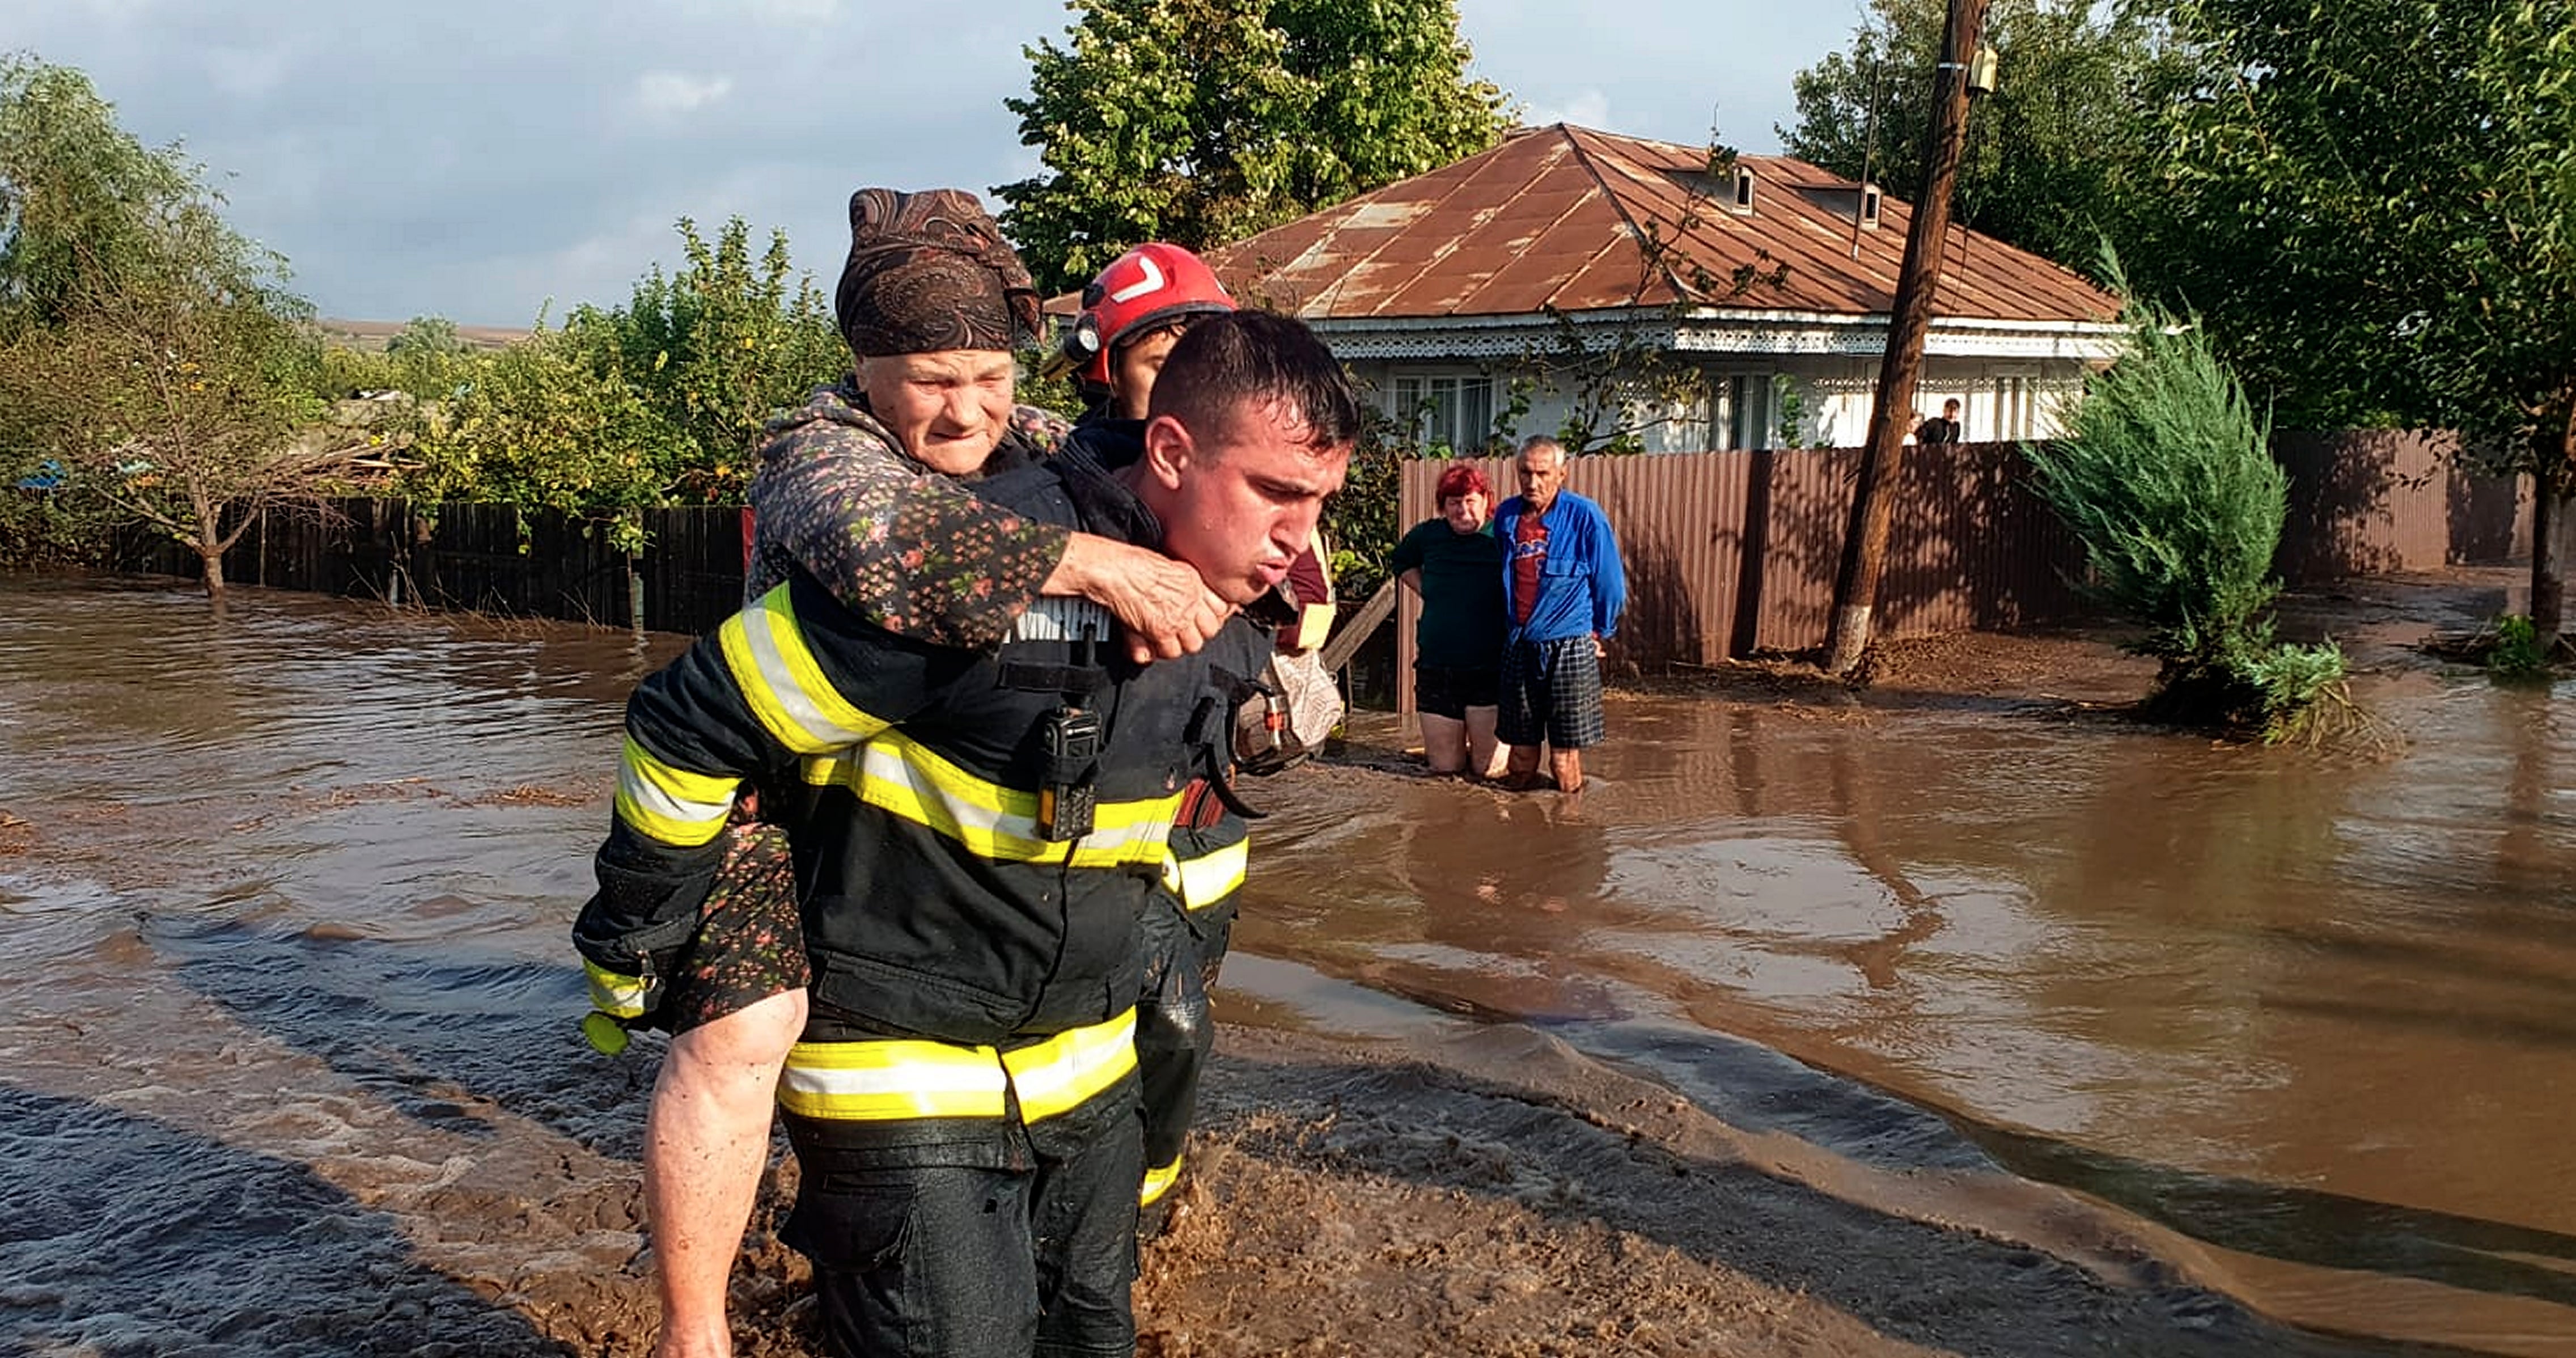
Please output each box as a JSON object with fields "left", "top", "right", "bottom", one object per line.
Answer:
{"left": 2, "top": 573, "right": 2572, "bottom": 1357}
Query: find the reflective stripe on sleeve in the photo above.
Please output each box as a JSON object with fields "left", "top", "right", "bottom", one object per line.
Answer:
{"left": 585, "top": 961, "right": 650, "bottom": 1019}
{"left": 1164, "top": 836, "right": 1248, "bottom": 912}
{"left": 613, "top": 736, "right": 739, "bottom": 847}
{"left": 719, "top": 585, "right": 888, "bottom": 754}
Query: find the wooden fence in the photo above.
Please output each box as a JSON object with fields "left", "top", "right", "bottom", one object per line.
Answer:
{"left": 118, "top": 431, "right": 2527, "bottom": 680}
{"left": 120, "top": 500, "right": 755, "bottom": 638}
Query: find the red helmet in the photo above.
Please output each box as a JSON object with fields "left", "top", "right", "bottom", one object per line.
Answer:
{"left": 1061, "top": 243, "right": 1235, "bottom": 388}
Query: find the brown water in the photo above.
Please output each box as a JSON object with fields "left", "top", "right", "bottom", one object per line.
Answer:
{"left": 3, "top": 574, "right": 2571, "bottom": 1356}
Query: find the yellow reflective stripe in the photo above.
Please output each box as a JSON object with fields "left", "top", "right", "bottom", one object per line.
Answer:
{"left": 614, "top": 736, "right": 738, "bottom": 847}
{"left": 810, "top": 737, "right": 1179, "bottom": 867}
{"left": 1168, "top": 836, "right": 1248, "bottom": 912}
{"left": 1141, "top": 1150, "right": 1184, "bottom": 1206}
{"left": 585, "top": 961, "right": 649, "bottom": 1019}
{"left": 776, "top": 1009, "right": 1138, "bottom": 1124}
{"left": 1002, "top": 1008, "right": 1138, "bottom": 1123}
{"left": 1289, "top": 601, "right": 1335, "bottom": 653}
{"left": 778, "top": 1038, "right": 1010, "bottom": 1120}
{"left": 719, "top": 586, "right": 887, "bottom": 754}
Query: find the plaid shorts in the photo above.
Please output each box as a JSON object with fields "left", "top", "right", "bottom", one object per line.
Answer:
{"left": 1497, "top": 636, "right": 1606, "bottom": 749}
{"left": 663, "top": 820, "right": 812, "bottom": 1033}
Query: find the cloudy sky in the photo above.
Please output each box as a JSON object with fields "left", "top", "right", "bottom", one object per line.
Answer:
{"left": 22, "top": 0, "right": 1869, "bottom": 327}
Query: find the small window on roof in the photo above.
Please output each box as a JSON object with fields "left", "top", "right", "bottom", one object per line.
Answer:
{"left": 1730, "top": 164, "right": 1755, "bottom": 215}
{"left": 1860, "top": 183, "right": 1882, "bottom": 230}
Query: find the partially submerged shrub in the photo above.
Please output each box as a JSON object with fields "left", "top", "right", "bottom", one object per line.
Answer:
{"left": 2024, "top": 253, "right": 2361, "bottom": 743}
{"left": 2488, "top": 614, "right": 2552, "bottom": 683}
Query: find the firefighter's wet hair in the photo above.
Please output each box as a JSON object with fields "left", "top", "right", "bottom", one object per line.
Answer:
{"left": 1149, "top": 310, "right": 1362, "bottom": 454}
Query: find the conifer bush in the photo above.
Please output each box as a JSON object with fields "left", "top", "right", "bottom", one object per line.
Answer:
{"left": 2023, "top": 265, "right": 2357, "bottom": 743}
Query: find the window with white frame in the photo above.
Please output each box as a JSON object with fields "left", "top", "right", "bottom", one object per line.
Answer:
{"left": 1997, "top": 375, "right": 2037, "bottom": 439}
{"left": 1710, "top": 372, "right": 1774, "bottom": 451}
{"left": 1387, "top": 373, "right": 1494, "bottom": 454}
{"left": 1641, "top": 375, "right": 1715, "bottom": 453}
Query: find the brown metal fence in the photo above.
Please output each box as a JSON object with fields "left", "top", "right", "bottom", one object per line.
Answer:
{"left": 116, "top": 431, "right": 2526, "bottom": 672}
{"left": 1393, "top": 430, "right": 2529, "bottom": 686}
{"left": 2271, "top": 430, "right": 2531, "bottom": 583}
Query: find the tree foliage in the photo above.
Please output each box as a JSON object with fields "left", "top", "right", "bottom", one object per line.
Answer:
{"left": 1780, "top": 0, "right": 2189, "bottom": 278}
{"left": 0, "top": 53, "right": 196, "bottom": 334}
{"left": 2152, "top": 0, "right": 2576, "bottom": 629}
{"left": 0, "top": 54, "right": 353, "bottom": 595}
{"left": 2023, "top": 264, "right": 2351, "bottom": 741}
{"left": 998, "top": 0, "right": 1512, "bottom": 292}
{"left": 398, "top": 327, "right": 688, "bottom": 526}
{"left": 1321, "top": 408, "right": 1410, "bottom": 603}
{"left": 575, "top": 217, "right": 844, "bottom": 500}
{"left": 395, "top": 216, "right": 844, "bottom": 519}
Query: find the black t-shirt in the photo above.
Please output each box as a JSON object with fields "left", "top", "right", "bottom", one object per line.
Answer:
{"left": 1391, "top": 518, "right": 1507, "bottom": 669}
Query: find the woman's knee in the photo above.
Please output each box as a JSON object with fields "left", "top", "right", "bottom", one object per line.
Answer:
{"left": 672, "top": 987, "right": 807, "bottom": 1072}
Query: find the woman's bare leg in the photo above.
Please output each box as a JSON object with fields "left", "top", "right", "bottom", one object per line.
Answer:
{"left": 1464, "top": 705, "right": 1505, "bottom": 779}
{"left": 643, "top": 987, "right": 808, "bottom": 1358}
{"left": 1419, "top": 711, "right": 1469, "bottom": 773}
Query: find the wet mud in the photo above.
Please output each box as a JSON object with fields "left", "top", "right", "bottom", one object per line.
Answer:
{"left": 2, "top": 570, "right": 2570, "bottom": 1356}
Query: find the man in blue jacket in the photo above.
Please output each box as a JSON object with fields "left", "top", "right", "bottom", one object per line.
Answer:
{"left": 1492, "top": 434, "right": 1626, "bottom": 794}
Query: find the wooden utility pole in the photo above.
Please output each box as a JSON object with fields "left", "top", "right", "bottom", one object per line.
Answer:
{"left": 1823, "top": 0, "right": 1992, "bottom": 675}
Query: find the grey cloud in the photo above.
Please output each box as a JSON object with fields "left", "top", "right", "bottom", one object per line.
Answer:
{"left": 21, "top": 0, "right": 1860, "bottom": 325}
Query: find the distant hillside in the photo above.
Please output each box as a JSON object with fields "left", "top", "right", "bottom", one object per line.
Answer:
{"left": 316, "top": 318, "right": 530, "bottom": 352}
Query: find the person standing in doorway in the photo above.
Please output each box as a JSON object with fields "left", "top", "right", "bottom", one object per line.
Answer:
{"left": 1493, "top": 435, "right": 1625, "bottom": 794}
{"left": 1392, "top": 461, "right": 1508, "bottom": 779}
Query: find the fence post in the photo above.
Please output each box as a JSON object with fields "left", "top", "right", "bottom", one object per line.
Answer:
{"left": 627, "top": 506, "right": 648, "bottom": 637}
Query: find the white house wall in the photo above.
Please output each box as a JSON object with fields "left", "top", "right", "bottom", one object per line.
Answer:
{"left": 1348, "top": 354, "right": 2091, "bottom": 455}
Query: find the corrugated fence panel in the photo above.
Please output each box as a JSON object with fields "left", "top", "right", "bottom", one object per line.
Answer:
{"left": 1569, "top": 452, "right": 1753, "bottom": 671}
{"left": 1755, "top": 449, "right": 1858, "bottom": 653}
{"left": 2272, "top": 430, "right": 2526, "bottom": 581}
{"left": 1876, "top": 442, "right": 2087, "bottom": 640}
{"left": 109, "top": 431, "right": 2531, "bottom": 654}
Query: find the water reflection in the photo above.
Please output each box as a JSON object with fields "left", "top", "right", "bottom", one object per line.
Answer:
{"left": 0, "top": 1084, "right": 565, "bottom": 1356}
{"left": 1255, "top": 675, "right": 2576, "bottom": 1349}
{"left": 8, "top": 577, "right": 2576, "bottom": 1352}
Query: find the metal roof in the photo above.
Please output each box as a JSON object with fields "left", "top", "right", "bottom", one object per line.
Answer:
{"left": 1187, "top": 124, "right": 2117, "bottom": 327}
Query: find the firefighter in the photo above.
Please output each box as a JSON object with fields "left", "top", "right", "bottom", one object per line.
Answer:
{"left": 1053, "top": 245, "right": 1343, "bottom": 1226}
{"left": 579, "top": 310, "right": 1362, "bottom": 1358}
{"left": 605, "top": 190, "right": 1236, "bottom": 1358}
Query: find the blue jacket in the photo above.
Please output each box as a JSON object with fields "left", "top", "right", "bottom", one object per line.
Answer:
{"left": 1493, "top": 489, "right": 1626, "bottom": 646}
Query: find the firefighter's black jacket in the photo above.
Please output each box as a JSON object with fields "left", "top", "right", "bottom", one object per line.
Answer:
{"left": 575, "top": 431, "right": 1269, "bottom": 1046}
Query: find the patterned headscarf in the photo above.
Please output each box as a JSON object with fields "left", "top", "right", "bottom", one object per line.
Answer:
{"left": 834, "top": 188, "right": 1041, "bottom": 358}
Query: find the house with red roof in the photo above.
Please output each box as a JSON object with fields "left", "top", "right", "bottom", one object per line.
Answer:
{"left": 1191, "top": 123, "right": 2123, "bottom": 453}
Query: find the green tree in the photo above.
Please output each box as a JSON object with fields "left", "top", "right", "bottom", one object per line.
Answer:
{"left": 577, "top": 216, "right": 843, "bottom": 501}
{"left": 0, "top": 53, "right": 195, "bottom": 333}
{"left": 401, "top": 217, "right": 844, "bottom": 517}
{"left": 0, "top": 206, "right": 353, "bottom": 597}
{"left": 2154, "top": 0, "right": 2576, "bottom": 638}
{"left": 2022, "top": 265, "right": 2351, "bottom": 742}
{"left": 1780, "top": 0, "right": 2189, "bottom": 277}
{"left": 1322, "top": 407, "right": 1409, "bottom": 602}
{"left": 998, "top": 0, "right": 1511, "bottom": 292}
{"left": 398, "top": 324, "right": 687, "bottom": 527}
{"left": 0, "top": 55, "right": 349, "bottom": 596}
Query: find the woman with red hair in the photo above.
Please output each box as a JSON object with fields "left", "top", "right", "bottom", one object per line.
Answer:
{"left": 1391, "top": 461, "right": 1510, "bottom": 777}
